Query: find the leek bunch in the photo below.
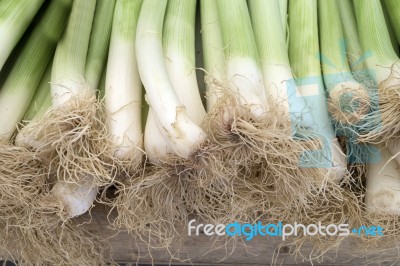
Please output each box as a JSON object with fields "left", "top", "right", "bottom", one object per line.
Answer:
{"left": 2, "top": 0, "right": 400, "bottom": 264}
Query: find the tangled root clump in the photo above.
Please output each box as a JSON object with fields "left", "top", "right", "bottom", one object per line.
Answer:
{"left": 0, "top": 144, "right": 109, "bottom": 264}
{"left": 327, "top": 82, "right": 371, "bottom": 126}
{"left": 19, "top": 84, "right": 116, "bottom": 186}
{"left": 110, "top": 140, "right": 246, "bottom": 248}
{"left": 0, "top": 85, "right": 117, "bottom": 264}
{"left": 271, "top": 177, "right": 365, "bottom": 264}
{"left": 358, "top": 64, "right": 400, "bottom": 143}
{"left": 111, "top": 75, "right": 364, "bottom": 257}
{"left": 111, "top": 163, "right": 190, "bottom": 249}
{"left": 0, "top": 179, "right": 110, "bottom": 266}
{"left": 202, "top": 77, "right": 348, "bottom": 224}
{"left": 0, "top": 143, "right": 47, "bottom": 214}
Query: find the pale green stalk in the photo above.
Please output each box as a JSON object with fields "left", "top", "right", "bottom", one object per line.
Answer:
{"left": 289, "top": 0, "right": 346, "bottom": 179}
{"left": 383, "top": 0, "right": 399, "bottom": 40}
{"left": 337, "top": 0, "right": 365, "bottom": 72}
{"left": 279, "top": 0, "right": 288, "bottom": 39}
{"left": 0, "top": 0, "right": 45, "bottom": 70}
{"left": 200, "top": 0, "right": 225, "bottom": 111}
{"left": 15, "top": 62, "right": 52, "bottom": 147}
{"left": 216, "top": 0, "right": 267, "bottom": 117}
{"left": 354, "top": 0, "right": 400, "bottom": 151}
{"left": 353, "top": 0, "right": 399, "bottom": 84}
{"left": 319, "top": 0, "right": 352, "bottom": 78}
{"left": 0, "top": 0, "right": 72, "bottom": 141}
{"left": 51, "top": 0, "right": 96, "bottom": 107}
{"left": 289, "top": 0, "right": 319, "bottom": 79}
{"left": 249, "top": 0, "right": 311, "bottom": 127}
{"left": 85, "top": 0, "right": 115, "bottom": 90}
{"left": 97, "top": 63, "right": 106, "bottom": 99}
{"left": 23, "top": 61, "right": 52, "bottom": 122}
{"left": 319, "top": 0, "right": 368, "bottom": 122}
{"left": 163, "top": 0, "right": 205, "bottom": 124}
{"left": 382, "top": 0, "right": 399, "bottom": 56}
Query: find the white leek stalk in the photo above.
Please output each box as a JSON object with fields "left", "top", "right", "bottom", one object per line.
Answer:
{"left": 164, "top": 0, "right": 206, "bottom": 125}
{"left": 145, "top": 0, "right": 205, "bottom": 162}
{"left": 200, "top": 0, "right": 225, "bottom": 111}
{"left": 51, "top": 180, "right": 98, "bottom": 218}
{"left": 336, "top": 0, "right": 378, "bottom": 167}
{"left": 136, "top": 0, "right": 207, "bottom": 159}
{"left": 0, "top": 0, "right": 45, "bottom": 70}
{"left": 365, "top": 145, "right": 400, "bottom": 214}
{"left": 51, "top": 0, "right": 96, "bottom": 106}
{"left": 249, "top": 0, "right": 311, "bottom": 128}
{"left": 0, "top": 0, "right": 72, "bottom": 142}
{"left": 105, "top": 0, "right": 143, "bottom": 160}
{"left": 288, "top": 0, "right": 346, "bottom": 179}
{"left": 144, "top": 109, "right": 173, "bottom": 162}
{"left": 216, "top": 0, "right": 267, "bottom": 118}
{"left": 50, "top": 0, "right": 97, "bottom": 218}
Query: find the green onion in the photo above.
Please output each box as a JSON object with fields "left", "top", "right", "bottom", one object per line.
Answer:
{"left": 145, "top": 0, "right": 205, "bottom": 162}
{"left": 319, "top": 0, "right": 369, "bottom": 125}
{"left": 337, "top": 0, "right": 365, "bottom": 72}
{"left": 0, "top": 0, "right": 45, "bottom": 70}
{"left": 144, "top": 108, "right": 172, "bottom": 162}
{"left": 0, "top": 0, "right": 72, "bottom": 142}
{"left": 200, "top": 0, "right": 225, "bottom": 111}
{"left": 249, "top": 0, "right": 310, "bottom": 127}
{"left": 289, "top": 0, "right": 346, "bottom": 179}
{"left": 22, "top": 60, "right": 52, "bottom": 122}
{"left": 85, "top": 0, "right": 115, "bottom": 91}
{"left": 354, "top": 0, "right": 398, "bottom": 85}
{"left": 164, "top": 0, "right": 205, "bottom": 125}
{"left": 49, "top": 0, "right": 98, "bottom": 219}
{"left": 354, "top": 0, "right": 400, "bottom": 142}
{"left": 105, "top": 0, "right": 143, "bottom": 160}
{"left": 136, "top": 0, "right": 207, "bottom": 159}
{"left": 15, "top": 60, "right": 51, "bottom": 148}
{"left": 279, "top": 0, "right": 288, "bottom": 39}
{"left": 382, "top": 0, "right": 399, "bottom": 56}
{"left": 51, "top": 0, "right": 96, "bottom": 106}
{"left": 217, "top": 0, "right": 267, "bottom": 117}
{"left": 97, "top": 63, "right": 107, "bottom": 99}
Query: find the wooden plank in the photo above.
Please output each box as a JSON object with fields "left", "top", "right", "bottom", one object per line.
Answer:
{"left": 74, "top": 205, "right": 398, "bottom": 265}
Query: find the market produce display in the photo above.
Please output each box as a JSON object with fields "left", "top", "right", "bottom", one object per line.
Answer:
{"left": 1, "top": 0, "right": 400, "bottom": 265}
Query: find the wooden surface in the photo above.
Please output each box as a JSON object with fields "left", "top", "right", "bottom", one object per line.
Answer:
{"left": 74, "top": 205, "right": 399, "bottom": 265}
